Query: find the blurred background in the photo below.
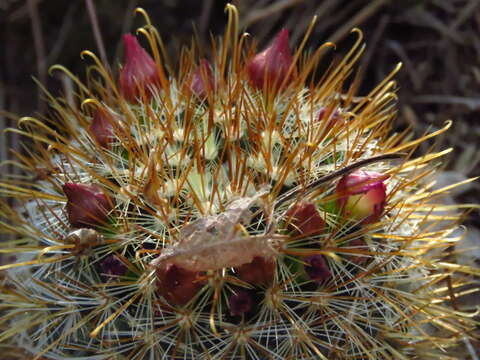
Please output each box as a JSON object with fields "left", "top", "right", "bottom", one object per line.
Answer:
{"left": 1, "top": 0, "right": 479, "bottom": 223}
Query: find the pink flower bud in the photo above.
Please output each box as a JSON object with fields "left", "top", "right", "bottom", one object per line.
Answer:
{"left": 246, "top": 29, "right": 294, "bottom": 91}
{"left": 316, "top": 107, "right": 343, "bottom": 133}
{"left": 285, "top": 202, "right": 325, "bottom": 235}
{"left": 156, "top": 263, "right": 204, "bottom": 306}
{"left": 304, "top": 255, "right": 332, "bottom": 282}
{"left": 236, "top": 256, "right": 275, "bottom": 286}
{"left": 63, "top": 183, "right": 114, "bottom": 228}
{"left": 189, "top": 59, "right": 215, "bottom": 98}
{"left": 89, "top": 108, "right": 116, "bottom": 148}
{"left": 119, "top": 34, "right": 160, "bottom": 103}
{"left": 336, "top": 170, "right": 388, "bottom": 224}
{"left": 316, "top": 107, "right": 339, "bottom": 122}
{"left": 228, "top": 289, "right": 254, "bottom": 316}
{"left": 100, "top": 255, "right": 127, "bottom": 278}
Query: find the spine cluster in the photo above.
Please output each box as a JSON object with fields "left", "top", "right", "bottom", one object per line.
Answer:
{"left": 0, "top": 6, "right": 477, "bottom": 360}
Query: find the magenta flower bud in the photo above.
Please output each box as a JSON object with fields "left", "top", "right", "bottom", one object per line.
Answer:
{"left": 236, "top": 256, "right": 275, "bottom": 286}
{"left": 304, "top": 255, "right": 332, "bottom": 282}
{"left": 336, "top": 170, "right": 389, "bottom": 224}
{"left": 189, "top": 59, "right": 215, "bottom": 98}
{"left": 228, "top": 289, "right": 254, "bottom": 316}
{"left": 100, "top": 255, "right": 127, "bottom": 278}
{"left": 119, "top": 34, "right": 160, "bottom": 103}
{"left": 156, "top": 263, "right": 204, "bottom": 306}
{"left": 316, "top": 107, "right": 343, "bottom": 133}
{"left": 63, "top": 183, "right": 114, "bottom": 228}
{"left": 246, "top": 29, "right": 294, "bottom": 91}
{"left": 285, "top": 202, "right": 325, "bottom": 235}
{"left": 89, "top": 108, "right": 116, "bottom": 148}
{"left": 316, "top": 107, "right": 339, "bottom": 122}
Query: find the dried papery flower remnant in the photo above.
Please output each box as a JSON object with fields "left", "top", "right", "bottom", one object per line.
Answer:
{"left": 65, "top": 228, "right": 103, "bottom": 256}
{"left": 0, "top": 4, "right": 478, "bottom": 360}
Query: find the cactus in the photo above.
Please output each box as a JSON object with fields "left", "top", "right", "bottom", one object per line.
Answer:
{"left": 0, "top": 5, "right": 478, "bottom": 359}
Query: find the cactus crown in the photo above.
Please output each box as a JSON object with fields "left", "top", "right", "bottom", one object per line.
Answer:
{"left": 0, "top": 5, "right": 478, "bottom": 360}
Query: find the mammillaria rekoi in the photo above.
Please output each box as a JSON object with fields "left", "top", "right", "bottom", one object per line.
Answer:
{"left": 0, "top": 5, "right": 477, "bottom": 359}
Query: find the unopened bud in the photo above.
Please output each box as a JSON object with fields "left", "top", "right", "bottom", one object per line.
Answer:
{"left": 304, "top": 255, "right": 332, "bottom": 282}
{"left": 156, "top": 263, "right": 204, "bottom": 306}
{"left": 346, "top": 238, "right": 368, "bottom": 265}
{"left": 236, "top": 256, "right": 275, "bottom": 286}
{"left": 63, "top": 183, "right": 114, "bottom": 228}
{"left": 189, "top": 59, "right": 215, "bottom": 98}
{"left": 100, "top": 255, "right": 128, "bottom": 278}
{"left": 143, "top": 153, "right": 164, "bottom": 207}
{"left": 285, "top": 202, "right": 325, "bottom": 235}
{"left": 89, "top": 108, "right": 116, "bottom": 148}
{"left": 336, "top": 170, "right": 388, "bottom": 224}
{"left": 316, "top": 107, "right": 342, "bottom": 134}
{"left": 228, "top": 289, "right": 254, "bottom": 316}
{"left": 246, "top": 29, "right": 294, "bottom": 92}
{"left": 119, "top": 34, "right": 160, "bottom": 103}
